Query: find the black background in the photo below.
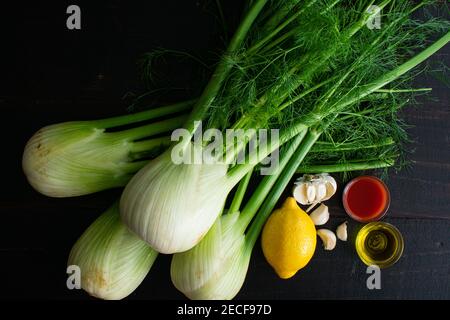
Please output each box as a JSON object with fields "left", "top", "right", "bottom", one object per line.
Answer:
{"left": 0, "top": 1, "right": 449, "bottom": 300}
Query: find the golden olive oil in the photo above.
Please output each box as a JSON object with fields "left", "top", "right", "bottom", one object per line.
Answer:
{"left": 355, "top": 222, "right": 404, "bottom": 269}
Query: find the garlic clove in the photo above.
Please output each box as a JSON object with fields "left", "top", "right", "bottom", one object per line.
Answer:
{"left": 317, "top": 229, "right": 337, "bottom": 251}
{"left": 336, "top": 221, "right": 348, "bottom": 241}
{"left": 306, "top": 184, "right": 316, "bottom": 203}
{"left": 293, "top": 184, "right": 309, "bottom": 205}
{"left": 323, "top": 175, "right": 337, "bottom": 200}
{"left": 315, "top": 183, "right": 327, "bottom": 202}
{"left": 309, "top": 204, "right": 329, "bottom": 226}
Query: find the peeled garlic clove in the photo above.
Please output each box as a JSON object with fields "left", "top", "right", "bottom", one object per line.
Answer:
{"left": 293, "top": 184, "right": 309, "bottom": 205}
{"left": 306, "top": 184, "right": 316, "bottom": 203}
{"left": 336, "top": 221, "right": 348, "bottom": 241}
{"left": 323, "top": 175, "right": 337, "bottom": 200}
{"left": 309, "top": 204, "right": 329, "bottom": 226}
{"left": 317, "top": 229, "right": 337, "bottom": 251}
{"left": 315, "top": 183, "right": 327, "bottom": 202}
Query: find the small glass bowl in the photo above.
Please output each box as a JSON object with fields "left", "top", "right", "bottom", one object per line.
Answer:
{"left": 342, "top": 176, "right": 391, "bottom": 223}
{"left": 355, "top": 222, "right": 404, "bottom": 269}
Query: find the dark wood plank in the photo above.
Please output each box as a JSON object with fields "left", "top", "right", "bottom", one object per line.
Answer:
{"left": 239, "top": 217, "right": 450, "bottom": 300}
{"left": 0, "top": 211, "right": 448, "bottom": 299}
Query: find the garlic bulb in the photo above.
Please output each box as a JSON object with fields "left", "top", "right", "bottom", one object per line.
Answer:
{"left": 309, "top": 204, "right": 329, "bottom": 226}
{"left": 336, "top": 221, "right": 348, "bottom": 241}
{"left": 171, "top": 212, "right": 250, "bottom": 300}
{"left": 317, "top": 229, "right": 337, "bottom": 251}
{"left": 293, "top": 173, "right": 337, "bottom": 205}
{"left": 120, "top": 144, "right": 235, "bottom": 254}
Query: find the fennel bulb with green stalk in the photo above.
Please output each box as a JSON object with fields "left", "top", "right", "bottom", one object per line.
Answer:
{"left": 120, "top": 143, "right": 237, "bottom": 254}
{"left": 120, "top": 0, "right": 269, "bottom": 253}
{"left": 68, "top": 203, "right": 158, "bottom": 300}
{"left": 23, "top": 122, "right": 139, "bottom": 197}
{"left": 170, "top": 212, "right": 251, "bottom": 300}
{"left": 22, "top": 101, "right": 191, "bottom": 197}
{"left": 125, "top": 0, "right": 450, "bottom": 256}
{"left": 170, "top": 131, "right": 319, "bottom": 300}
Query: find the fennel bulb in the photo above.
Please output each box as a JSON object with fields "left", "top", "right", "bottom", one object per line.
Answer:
{"left": 68, "top": 203, "right": 158, "bottom": 300}
{"left": 120, "top": 144, "right": 235, "bottom": 254}
{"left": 170, "top": 132, "right": 321, "bottom": 300}
{"left": 22, "top": 101, "right": 191, "bottom": 197}
{"left": 119, "top": 0, "right": 270, "bottom": 254}
{"left": 170, "top": 212, "right": 251, "bottom": 300}
{"left": 169, "top": 132, "right": 314, "bottom": 300}
{"left": 23, "top": 122, "right": 139, "bottom": 197}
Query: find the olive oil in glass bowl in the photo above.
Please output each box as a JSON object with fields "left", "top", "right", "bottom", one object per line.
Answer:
{"left": 355, "top": 222, "right": 404, "bottom": 269}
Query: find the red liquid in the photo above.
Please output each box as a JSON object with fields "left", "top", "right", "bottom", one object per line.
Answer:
{"left": 343, "top": 176, "right": 390, "bottom": 222}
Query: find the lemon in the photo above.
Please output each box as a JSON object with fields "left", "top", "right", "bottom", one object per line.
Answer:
{"left": 261, "top": 197, "right": 316, "bottom": 279}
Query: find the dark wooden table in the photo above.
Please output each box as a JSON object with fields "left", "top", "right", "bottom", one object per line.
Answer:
{"left": 1, "top": 1, "right": 449, "bottom": 300}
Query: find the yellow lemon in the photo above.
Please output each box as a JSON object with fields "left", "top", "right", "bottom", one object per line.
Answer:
{"left": 261, "top": 197, "right": 316, "bottom": 279}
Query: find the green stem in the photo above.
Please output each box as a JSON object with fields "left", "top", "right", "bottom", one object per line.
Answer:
{"left": 227, "top": 123, "right": 309, "bottom": 184}
{"left": 256, "top": 0, "right": 303, "bottom": 39}
{"left": 230, "top": 27, "right": 446, "bottom": 180}
{"left": 130, "top": 136, "right": 170, "bottom": 154}
{"left": 228, "top": 169, "right": 253, "bottom": 214}
{"left": 239, "top": 1, "right": 386, "bottom": 131}
{"left": 182, "top": 0, "right": 269, "bottom": 138}
{"left": 302, "top": 29, "right": 450, "bottom": 129}
{"left": 333, "top": 31, "right": 450, "bottom": 111}
{"left": 256, "top": 0, "right": 342, "bottom": 54}
{"left": 253, "top": 0, "right": 342, "bottom": 56}
{"left": 275, "top": 0, "right": 391, "bottom": 103}
{"left": 221, "top": 128, "right": 258, "bottom": 165}
{"left": 115, "top": 115, "right": 187, "bottom": 141}
{"left": 237, "top": 130, "right": 307, "bottom": 234}
{"left": 323, "top": 0, "right": 342, "bottom": 13}
{"left": 246, "top": 0, "right": 318, "bottom": 56}
{"left": 338, "top": 105, "right": 393, "bottom": 121}
{"left": 375, "top": 88, "right": 432, "bottom": 93}
{"left": 96, "top": 100, "right": 194, "bottom": 128}
{"left": 245, "top": 130, "right": 321, "bottom": 248}
{"left": 311, "top": 137, "right": 395, "bottom": 153}
{"left": 258, "top": 28, "right": 297, "bottom": 55}
{"left": 277, "top": 77, "right": 337, "bottom": 112}
{"left": 122, "top": 161, "right": 149, "bottom": 174}
{"left": 297, "top": 158, "right": 396, "bottom": 174}
{"left": 343, "top": 0, "right": 391, "bottom": 39}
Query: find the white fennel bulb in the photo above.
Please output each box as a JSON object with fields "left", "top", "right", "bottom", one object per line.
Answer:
{"left": 22, "top": 122, "right": 137, "bottom": 197}
{"left": 120, "top": 144, "right": 236, "bottom": 254}
{"left": 68, "top": 203, "right": 158, "bottom": 300}
{"left": 170, "top": 212, "right": 251, "bottom": 300}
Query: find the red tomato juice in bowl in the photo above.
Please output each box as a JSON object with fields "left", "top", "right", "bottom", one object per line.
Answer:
{"left": 343, "top": 176, "right": 390, "bottom": 222}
